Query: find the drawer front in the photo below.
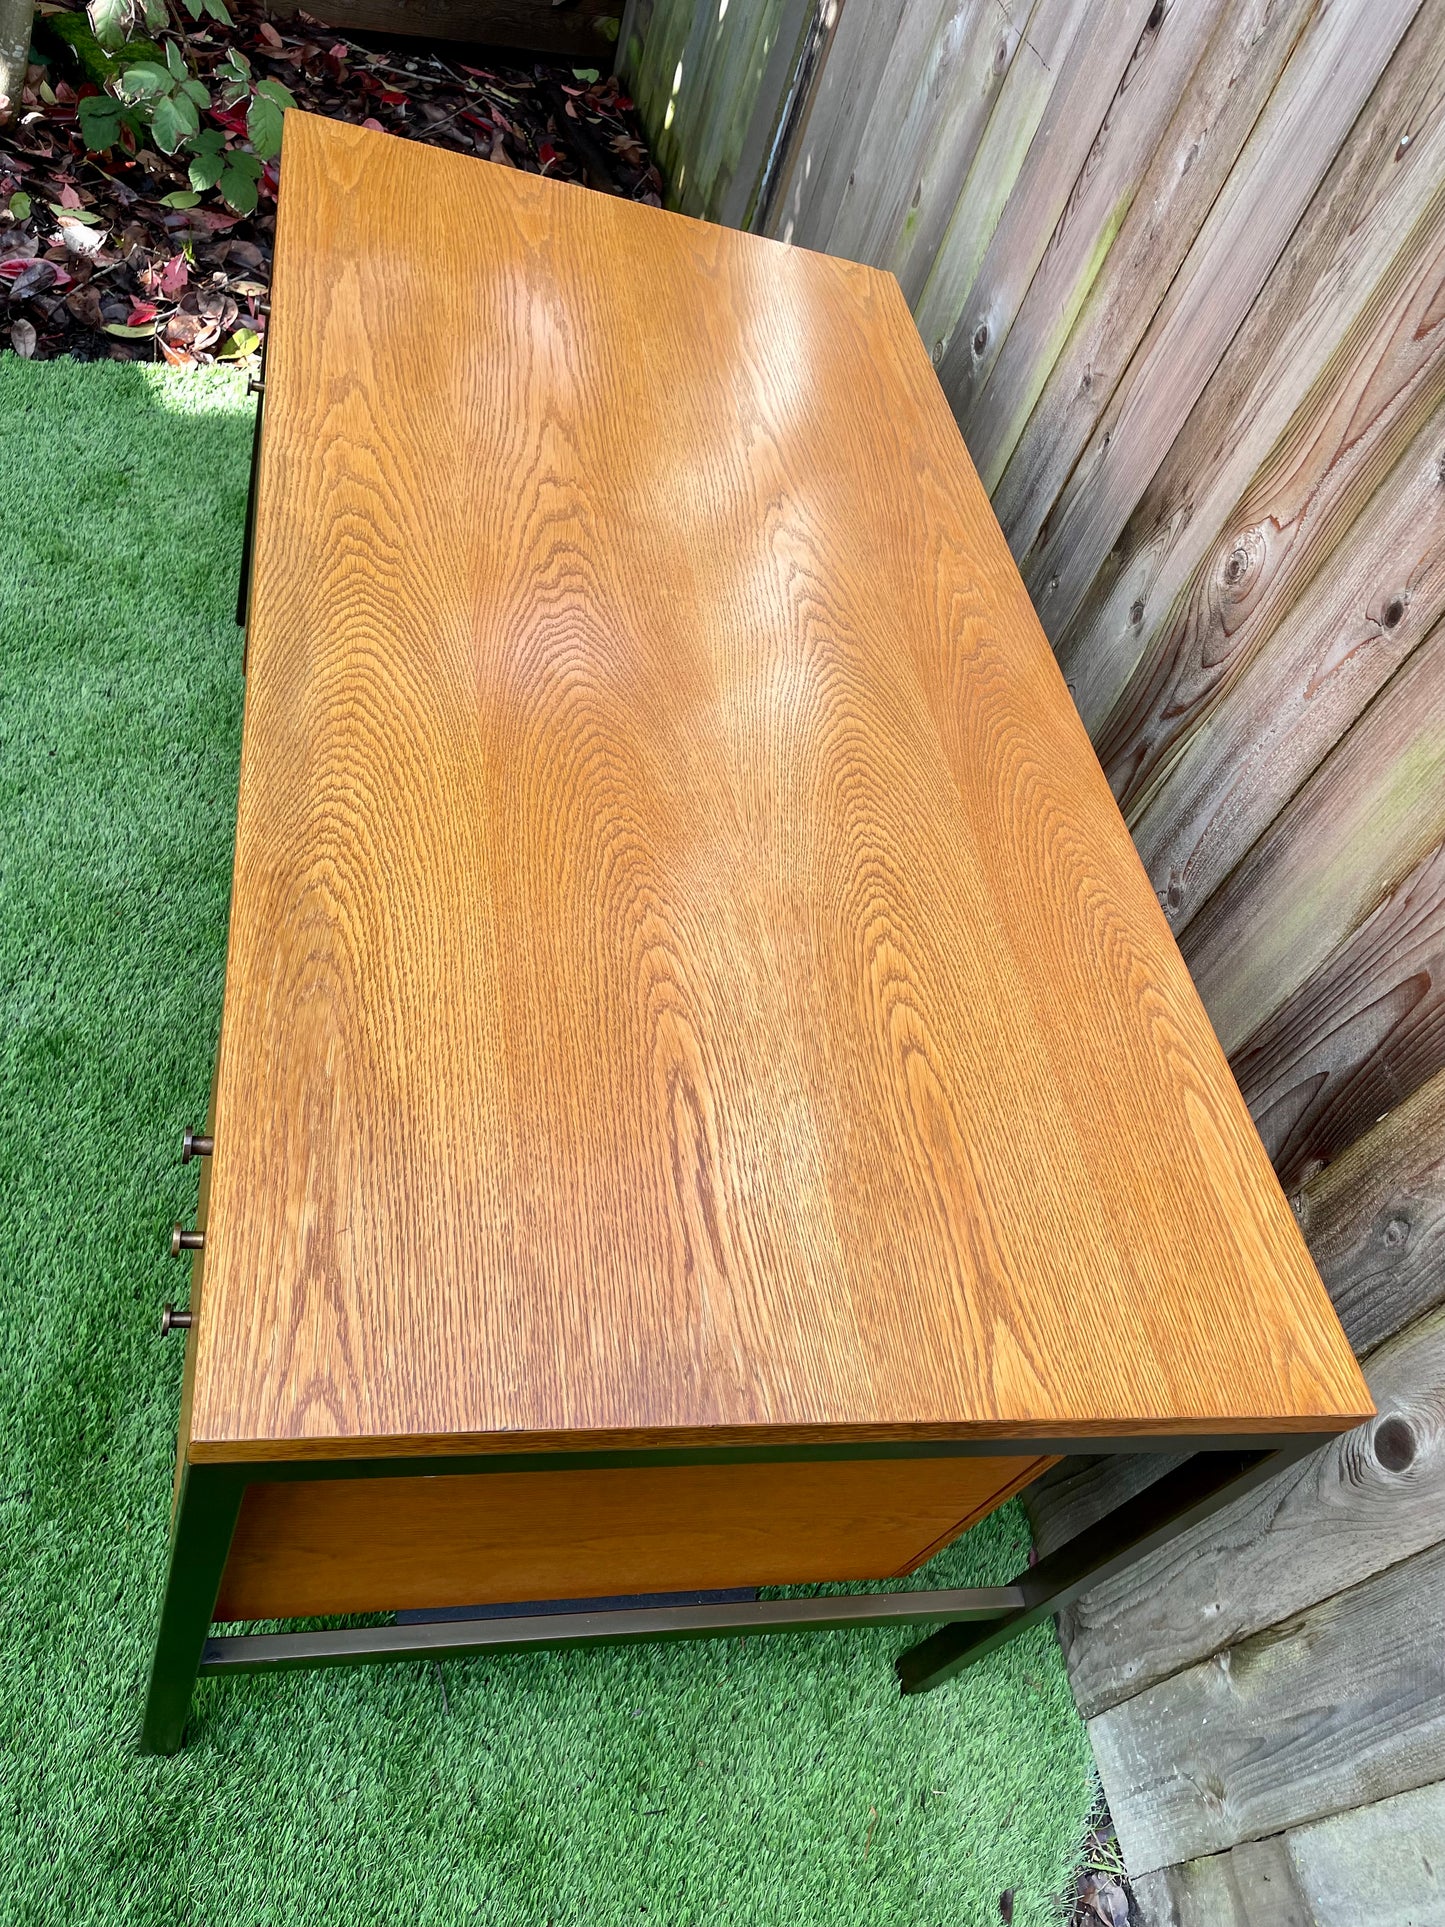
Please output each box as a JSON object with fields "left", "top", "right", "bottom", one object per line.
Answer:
{"left": 214, "top": 1453, "right": 1052, "bottom": 1620}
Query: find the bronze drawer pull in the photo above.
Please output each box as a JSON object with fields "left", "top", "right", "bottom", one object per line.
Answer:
{"left": 160, "top": 1304, "right": 193, "bottom": 1336}
{"left": 170, "top": 1226, "right": 204, "bottom": 1256}
{"left": 181, "top": 1131, "right": 213, "bottom": 1163}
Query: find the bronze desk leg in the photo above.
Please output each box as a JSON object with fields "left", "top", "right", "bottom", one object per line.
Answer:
{"left": 140, "top": 1462, "right": 246, "bottom": 1755}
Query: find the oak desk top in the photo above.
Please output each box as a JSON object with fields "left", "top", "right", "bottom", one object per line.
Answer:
{"left": 188, "top": 111, "right": 1371, "bottom": 1463}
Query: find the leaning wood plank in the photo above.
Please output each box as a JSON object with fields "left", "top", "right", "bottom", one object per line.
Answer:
{"left": 933, "top": 0, "right": 1158, "bottom": 428}
{"left": 1129, "top": 386, "right": 1445, "bottom": 931}
{"left": 1021, "top": 0, "right": 1420, "bottom": 648}
{"left": 990, "top": 0, "right": 1313, "bottom": 567}
{"left": 763, "top": 0, "right": 908, "bottom": 248}
{"left": 274, "top": 0, "right": 621, "bottom": 55}
{"left": 1294, "top": 1067, "right": 1445, "bottom": 1359}
{"left": 962, "top": 0, "right": 1229, "bottom": 494}
{"left": 1058, "top": 0, "right": 1445, "bottom": 733}
{"left": 822, "top": 0, "right": 969, "bottom": 263}
{"left": 1182, "top": 624, "right": 1445, "bottom": 1054}
{"left": 1048, "top": 1302, "right": 1445, "bottom": 1719}
{"left": 1233, "top": 838, "right": 1445, "bottom": 1192}
{"left": 1130, "top": 1835, "right": 1309, "bottom": 1927}
{"left": 1089, "top": 1534, "right": 1445, "bottom": 1873}
{"left": 1132, "top": 1779, "right": 1445, "bottom": 1927}
{"left": 881, "top": 2, "right": 1025, "bottom": 308}
{"left": 709, "top": 0, "right": 814, "bottom": 227}
{"left": 911, "top": 0, "right": 1096, "bottom": 364}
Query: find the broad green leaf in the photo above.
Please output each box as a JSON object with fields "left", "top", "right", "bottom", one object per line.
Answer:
{"left": 8, "top": 192, "right": 30, "bottom": 219}
{"left": 103, "top": 321, "right": 157, "bottom": 338}
{"left": 188, "top": 126, "right": 225, "bottom": 156}
{"left": 87, "top": 0, "right": 128, "bottom": 51}
{"left": 151, "top": 90, "right": 199, "bottom": 153}
{"left": 118, "top": 61, "right": 172, "bottom": 99}
{"left": 179, "top": 78, "right": 209, "bottom": 108}
{"left": 253, "top": 77, "right": 296, "bottom": 108}
{"left": 159, "top": 189, "right": 202, "bottom": 207}
{"left": 218, "top": 158, "right": 259, "bottom": 214}
{"left": 246, "top": 90, "right": 284, "bottom": 159}
{"left": 223, "top": 149, "right": 262, "bottom": 179}
{"left": 76, "top": 95, "right": 124, "bottom": 151}
{"left": 49, "top": 202, "right": 103, "bottom": 224}
{"left": 203, "top": 0, "right": 233, "bottom": 22}
{"left": 219, "top": 47, "right": 249, "bottom": 78}
{"left": 572, "top": 67, "right": 599, "bottom": 81}
{"left": 183, "top": 0, "right": 204, "bottom": 14}
{"left": 144, "top": 0, "right": 172, "bottom": 21}
{"left": 164, "top": 38, "right": 186, "bottom": 79}
{"left": 187, "top": 150, "right": 225, "bottom": 190}
{"left": 216, "top": 325, "right": 260, "bottom": 359}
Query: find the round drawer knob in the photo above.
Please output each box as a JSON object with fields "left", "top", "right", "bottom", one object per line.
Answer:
{"left": 181, "top": 1130, "right": 214, "bottom": 1164}
{"left": 170, "top": 1225, "right": 205, "bottom": 1256}
{"left": 160, "top": 1303, "right": 193, "bottom": 1335}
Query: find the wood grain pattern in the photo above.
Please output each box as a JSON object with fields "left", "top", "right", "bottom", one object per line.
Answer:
{"left": 1036, "top": 1303, "right": 1445, "bottom": 1719}
{"left": 935, "top": 0, "right": 1160, "bottom": 434}
{"left": 1132, "top": 1783, "right": 1445, "bottom": 1927}
{"left": 1183, "top": 623, "right": 1445, "bottom": 1054}
{"left": 1089, "top": 1534, "right": 1445, "bottom": 1873}
{"left": 189, "top": 112, "right": 1367, "bottom": 1460}
{"left": 1024, "top": 0, "right": 1419, "bottom": 648}
{"left": 987, "top": 0, "right": 1315, "bottom": 565}
{"left": 1058, "top": 0, "right": 1445, "bottom": 735}
{"left": 1294, "top": 1065, "right": 1445, "bottom": 1358}
{"left": 1125, "top": 384, "right": 1445, "bottom": 933}
{"left": 1233, "top": 837, "right": 1445, "bottom": 1192}
{"left": 960, "top": 0, "right": 1231, "bottom": 495}
{"left": 213, "top": 1452, "right": 1050, "bottom": 1619}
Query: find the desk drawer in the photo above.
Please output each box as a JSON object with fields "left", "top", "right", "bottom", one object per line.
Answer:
{"left": 214, "top": 1453, "right": 1052, "bottom": 1620}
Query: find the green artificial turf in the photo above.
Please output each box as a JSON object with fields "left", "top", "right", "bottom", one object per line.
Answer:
{"left": 0, "top": 356, "right": 1095, "bottom": 1926}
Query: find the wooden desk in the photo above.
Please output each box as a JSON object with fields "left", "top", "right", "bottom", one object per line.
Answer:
{"left": 143, "top": 113, "right": 1371, "bottom": 1752}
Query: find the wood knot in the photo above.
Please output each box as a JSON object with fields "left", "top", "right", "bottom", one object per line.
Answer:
{"left": 1218, "top": 526, "right": 1266, "bottom": 594}
{"left": 1383, "top": 1214, "right": 1411, "bottom": 1251}
{"left": 972, "top": 321, "right": 989, "bottom": 357}
{"left": 1382, "top": 594, "right": 1406, "bottom": 629}
{"left": 1374, "top": 1415, "right": 1417, "bottom": 1472}
{"left": 1130, "top": 598, "right": 1145, "bottom": 627}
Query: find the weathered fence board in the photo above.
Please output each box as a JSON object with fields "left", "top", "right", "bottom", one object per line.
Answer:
{"left": 961, "top": 0, "right": 1231, "bottom": 493}
{"left": 911, "top": 0, "right": 1096, "bottom": 360}
{"left": 1025, "top": 0, "right": 1419, "bottom": 650}
{"left": 1182, "top": 624, "right": 1445, "bottom": 1055}
{"left": 931, "top": 0, "right": 1157, "bottom": 423}
{"left": 1294, "top": 1066, "right": 1445, "bottom": 1357}
{"left": 1042, "top": 1304, "right": 1445, "bottom": 1719}
{"left": 1233, "top": 838, "right": 1445, "bottom": 1191}
{"left": 989, "top": 0, "right": 1313, "bottom": 567}
{"left": 1129, "top": 395, "right": 1445, "bottom": 931}
{"left": 1057, "top": 0, "right": 1445, "bottom": 737}
{"left": 1131, "top": 1780, "right": 1445, "bottom": 1926}
{"left": 1089, "top": 1534, "right": 1445, "bottom": 1873}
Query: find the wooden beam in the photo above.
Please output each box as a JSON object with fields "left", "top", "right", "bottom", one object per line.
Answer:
{"left": 1057, "top": 0, "right": 1445, "bottom": 733}
{"left": 961, "top": 0, "right": 1232, "bottom": 495}
{"left": 1089, "top": 1534, "right": 1445, "bottom": 1873}
{"left": 1181, "top": 622, "right": 1445, "bottom": 1055}
{"left": 1039, "top": 1303, "right": 1445, "bottom": 1719}
{"left": 1131, "top": 1779, "right": 1445, "bottom": 1926}
{"left": 990, "top": 0, "right": 1312, "bottom": 565}
{"left": 1233, "top": 838, "right": 1445, "bottom": 1193}
{"left": 933, "top": 0, "right": 1158, "bottom": 426}
{"left": 911, "top": 0, "right": 1096, "bottom": 361}
{"left": 1295, "top": 1066, "right": 1445, "bottom": 1360}
{"left": 1023, "top": 0, "right": 1420, "bottom": 653}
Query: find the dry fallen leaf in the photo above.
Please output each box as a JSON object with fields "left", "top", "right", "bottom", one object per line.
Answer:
{"left": 9, "top": 316, "right": 37, "bottom": 355}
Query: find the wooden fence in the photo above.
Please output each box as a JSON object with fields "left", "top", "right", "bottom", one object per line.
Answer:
{"left": 620, "top": 0, "right": 1445, "bottom": 1915}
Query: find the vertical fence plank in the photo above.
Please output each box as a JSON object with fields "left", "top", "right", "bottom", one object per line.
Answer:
{"left": 1056, "top": 0, "right": 1445, "bottom": 734}
{"left": 1181, "top": 622, "right": 1445, "bottom": 1054}
{"left": 935, "top": 0, "right": 1162, "bottom": 433}
{"left": 961, "top": 0, "right": 1232, "bottom": 492}
{"left": 1020, "top": 0, "right": 1421, "bottom": 647}
{"left": 988, "top": 0, "right": 1314, "bottom": 566}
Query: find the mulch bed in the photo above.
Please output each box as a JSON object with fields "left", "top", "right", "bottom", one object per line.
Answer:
{"left": 1, "top": 1, "right": 660, "bottom": 367}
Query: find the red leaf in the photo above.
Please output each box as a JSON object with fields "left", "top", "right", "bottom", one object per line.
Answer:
{"left": 378, "top": 88, "right": 407, "bottom": 105}
{"left": 128, "top": 298, "right": 158, "bottom": 326}
{"left": 538, "top": 141, "right": 558, "bottom": 169}
{"left": 56, "top": 182, "right": 81, "bottom": 208}
{"left": 361, "top": 117, "right": 384, "bottom": 132}
{"left": 257, "top": 20, "right": 284, "bottom": 47}
{"left": 158, "top": 253, "right": 188, "bottom": 298}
